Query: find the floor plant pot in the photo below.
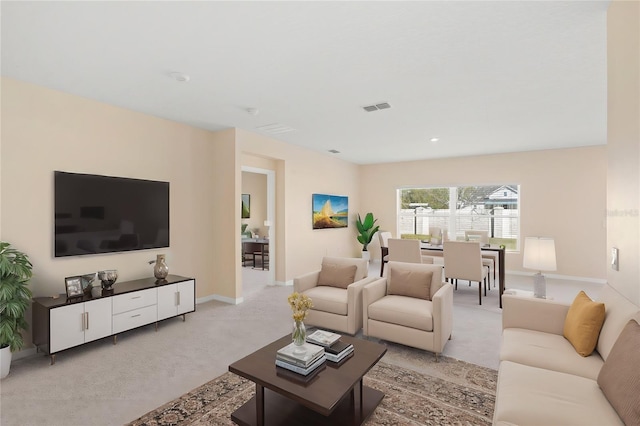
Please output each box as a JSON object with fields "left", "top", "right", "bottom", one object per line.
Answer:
{"left": 0, "top": 345, "right": 11, "bottom": 379}
{"left": 361, "top": 250, "right": 371, "bottom": 262}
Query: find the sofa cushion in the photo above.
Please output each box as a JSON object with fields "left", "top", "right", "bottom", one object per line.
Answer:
{"left": 303, "top": 286, "right": 348, "bottom": 316}
{"left": 597, "top": 319, "right": 640, "bottom": 425}
{"left": 563, "top": 291, "right": 605, "bottom": 356}
{"left": 493, "top": 361, "right": 624, "bottom": 426}
{"left": 367, "top": 295, "right": 433, "bottom": 332}
{"left": 501, "top": 328, "right": 603, "bottom": 380}
{"left": 596, "top": 285, "right": 640, "bottom": 360}
{"left": 388, "top": 268, "right": 433, "bottom": 300}
{"left": 317, "top": 263, "right": 357, "bottom": 289}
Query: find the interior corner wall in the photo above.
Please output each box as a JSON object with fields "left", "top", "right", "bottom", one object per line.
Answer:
{"left": 236, "top": 129, "right": 362, "bottom": 281}
{"left": 241, "top": 171, "right": 268, "bottom": 236}
{"left": 360, "top": 146, "right": 607, "bottom": 280}
{"left": 606, "top": 0, "right": 640, "bottom": 305}
{"left": 0, "top": 78, "right": 233, "bottom": 314}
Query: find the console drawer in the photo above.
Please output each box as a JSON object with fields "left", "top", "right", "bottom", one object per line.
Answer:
{"left": 112, "top": 288, "right": 157, "bottom": 314}
{"left": 112, "top": 304, "right": 157, "bottom": 334}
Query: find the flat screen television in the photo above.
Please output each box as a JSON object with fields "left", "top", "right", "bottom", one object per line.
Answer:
{"left": 54, "top": 171, "right": 169, "bottom": 257}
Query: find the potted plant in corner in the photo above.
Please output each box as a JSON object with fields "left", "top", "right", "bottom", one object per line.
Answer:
{"left": 356, "top": 213, "right": 380, "bottom": 262}
{"left": 0, "top": 241, "right": 33, "bottom": 379}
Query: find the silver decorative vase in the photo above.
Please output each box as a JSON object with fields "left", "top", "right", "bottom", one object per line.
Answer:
{"left": 154, "top": 254, "right": 169, "bottom": 280}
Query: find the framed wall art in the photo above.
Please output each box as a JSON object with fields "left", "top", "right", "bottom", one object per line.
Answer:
{"left": 241, "top": 194, "right": 251, "bottom": 218}
{"left": 312, "top": 194, "right": 348, "bottom": 229}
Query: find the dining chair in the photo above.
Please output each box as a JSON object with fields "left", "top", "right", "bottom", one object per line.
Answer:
{"left": 378, "top": 231, "right": 392, "bottom": 277}
{"left": 443, "top": 241, "right": 490, "bottom": 305}
{"left": 465, "top": 230, "right": 497, "bottom": 286}
{"left": 388, "top": 238, "right": 434, "bottom": 264}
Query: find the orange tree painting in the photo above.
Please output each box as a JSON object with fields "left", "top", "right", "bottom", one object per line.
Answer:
{"left": 312, "top": 194, "right": 348, "bottom": 229}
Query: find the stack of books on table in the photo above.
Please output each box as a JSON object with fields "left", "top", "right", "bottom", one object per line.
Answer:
{"left": 275, "top": 342, "right": 326, "bottom": 376}
{"left": 324, "top": 340, "right": 354, "bottom": 363}
{"left": 306, "top": 329, "right": 354, "bottom": 363}
{"left": 306, "top": 329, "right": 341, "bottom": 347}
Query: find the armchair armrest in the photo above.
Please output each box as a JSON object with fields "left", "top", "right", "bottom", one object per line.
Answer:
{"left": 293, "top": 270, "right": 320, "bottom": 293}
{"left": 502, "top": 294, "right": 570, "bottom": 335}
{"left": 431, "top": 284, "right": 453, "bottom": 352}
{"left": 346, "top": 276, "right": 378, "bottom": 335}
{"left": 362, "top": 278, "right": 388, "bottom": 335}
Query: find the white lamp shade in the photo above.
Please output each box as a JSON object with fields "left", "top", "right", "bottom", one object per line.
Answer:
{"left": 523, "top": 237, "right": 557, "bottom": 271}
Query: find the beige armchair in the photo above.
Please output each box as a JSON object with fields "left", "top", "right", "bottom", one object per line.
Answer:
{"left": 293, "top": 257, "right": 376, "bottom": 335}
{"left": 363, "top": 261, "right": 453, "bottom": 359}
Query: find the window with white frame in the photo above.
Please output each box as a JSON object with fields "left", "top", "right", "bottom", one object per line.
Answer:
{"left": 398, "top": 185, "right": 520, "bottom": 250}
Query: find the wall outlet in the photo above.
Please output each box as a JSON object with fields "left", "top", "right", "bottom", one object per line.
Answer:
{"left": 611, "top": 247, "right": 619, "bottom": 271}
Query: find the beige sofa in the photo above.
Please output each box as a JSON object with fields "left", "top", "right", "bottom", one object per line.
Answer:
{"left": 494, "top": 285, "right": 640, "bottom": 425}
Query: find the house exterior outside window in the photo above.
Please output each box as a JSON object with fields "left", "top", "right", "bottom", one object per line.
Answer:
{"left": 398, "top": 185, "right": 520, "bottom": 251}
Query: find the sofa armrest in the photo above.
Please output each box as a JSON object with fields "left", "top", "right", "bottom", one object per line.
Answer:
{"left": 502, "top": 294, "right": 570, "bottom": 335}
{"left": 362, "top": 278, "right": 388, "bottom": 335}
{"left": 432, "top": 283, "right": 454, "bottom": 352}
{"left": 293, "top": 270, "right": 320, "bottom": 293}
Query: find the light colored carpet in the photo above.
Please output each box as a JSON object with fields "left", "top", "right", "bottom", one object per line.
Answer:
{"left": 0, "top": 262, "right": 603, "bottom": 426}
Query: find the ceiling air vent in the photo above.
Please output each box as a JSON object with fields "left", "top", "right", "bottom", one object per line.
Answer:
{"left": 362, "top": 102, "right": 391, "bottom": 112}
{"left": 256, "top": 123, "right": 296, "bottom": 135}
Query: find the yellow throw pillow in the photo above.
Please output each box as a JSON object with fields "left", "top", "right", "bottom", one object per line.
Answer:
{"left": 563, "top": 291, "right": 605, "bottom": 357}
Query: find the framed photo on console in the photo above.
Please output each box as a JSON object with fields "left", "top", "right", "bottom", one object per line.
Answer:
{"left": 65, "top": 276, "right": 84, "bottom": 299}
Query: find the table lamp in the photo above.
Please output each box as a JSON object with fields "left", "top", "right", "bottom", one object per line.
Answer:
{"left": 263, "top": 220, "right": 272, "bottom": 239}
{"left": 523, "top": 236, "right": 556, "bottom": 298}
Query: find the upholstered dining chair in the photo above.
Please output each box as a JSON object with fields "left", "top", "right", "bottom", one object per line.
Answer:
{"left": 443, "top": 241, "right": 490, "bottom": 305}
{"left": 378, "top": 231, "right": 392, "bottom": 277}
{"left": 388, "top": 238, "right": 434, "bottom": 264}
{"left": 293, "top": 257, "right": 377, "bottom": 335}
{"left": 465, "top": 230, "right": 497, "bottom": 286}
{"left": 362, "top": 261, "right": 453, "bottom": 360}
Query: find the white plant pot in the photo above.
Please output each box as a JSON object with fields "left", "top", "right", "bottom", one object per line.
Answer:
{"left": 361, "top": 251, "right": 371, "bottom": 262}
{"left": 0, "top": 345, "right": 12, "bottom": 379}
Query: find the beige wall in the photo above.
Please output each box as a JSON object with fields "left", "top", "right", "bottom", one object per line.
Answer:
{"left": 0, "top": 77, "right": 229, "bottom": 302}
{"left": 360, "top": 147, "right": 607, "bottom": 280}
{"left": 607, "top": 1, "right": 640, "bottom": 305}
{"left": 241, "top": 171, "right": 267, "bottom": 236}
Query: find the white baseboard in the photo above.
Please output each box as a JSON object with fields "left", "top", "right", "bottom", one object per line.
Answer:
{"left": 196, "top": 294, "right": 243, "bottom": 305}
{"left": 506, "top": 270, "right": 607, "bottom": 284}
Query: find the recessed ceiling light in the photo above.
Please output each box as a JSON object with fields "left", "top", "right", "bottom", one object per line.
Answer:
{"left": 246, "top": 107, "right": 260, "bottom": 116}
{"left": 328, "top": 149, "right": 340, "bottom": 154}
{"left": 430, "top": 137, "right": 440, "bottom": 143}
{"left": 168, "top": 72, "right": 190, "bottom": 82}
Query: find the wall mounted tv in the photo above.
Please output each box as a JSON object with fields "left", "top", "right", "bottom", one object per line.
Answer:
{"left": 54, "top": 171, "right": 169, "bottom": 257}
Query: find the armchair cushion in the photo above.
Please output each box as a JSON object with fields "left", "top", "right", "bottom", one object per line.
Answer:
{"left": 597, "top": 319, "right": 640, "bottom": 425}
{"left": 303, "top": 286, "right": 348, "bottom": 316}
{"left": 317, "top": 263, "right": 357, "bottom": 289}
{"left": 367, "top": 295, "right": 434, "bottom": 332}
{"left": 388, "top": 268, "right": 433, "bottom": 300}
{"left": 563, "top": 291, "right": 605, "bottom": 356}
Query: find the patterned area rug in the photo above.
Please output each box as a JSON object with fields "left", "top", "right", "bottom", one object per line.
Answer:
{"left": 129, "top": 356, "right": 497, "bottom": 425}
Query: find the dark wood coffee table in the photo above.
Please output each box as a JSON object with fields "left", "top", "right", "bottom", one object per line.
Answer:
{"left": 228, "top": 334, "right": 386, "bottom": 426}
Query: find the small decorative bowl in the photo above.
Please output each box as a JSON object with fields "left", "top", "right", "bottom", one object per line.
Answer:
{"left": 98, "top": 269, "right": 118, "bottom": 290}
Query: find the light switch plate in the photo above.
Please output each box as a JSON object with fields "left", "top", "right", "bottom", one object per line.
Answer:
{"left": 611, "top": 247, "right": 619, "bottom": 271}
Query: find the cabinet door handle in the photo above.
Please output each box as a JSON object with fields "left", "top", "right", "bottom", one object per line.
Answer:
{"left": 176, "top": 291, "right": 181, "bottom": 306}
{"left": 131, "top": 296, "right": 142, "bottom": 299}
{"left": 86, "top": 312, "right": 89, "bottom": 330}
{"left": 81, "top": 313, "right": 85, "bottom": 331}
{"left": 131, "top": 314, "right": 141, "bottom": 318}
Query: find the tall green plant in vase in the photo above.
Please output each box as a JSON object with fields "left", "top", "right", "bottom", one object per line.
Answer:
{"left": 0, "top": 242, "right": 33, "bottom": 379}
{"left": 356, "top": 213, "right": 380, "bottom": 261}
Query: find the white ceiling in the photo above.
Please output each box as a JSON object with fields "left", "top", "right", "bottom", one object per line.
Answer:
{"left": 1, "top": 1, "right": 609, "bottom": 165}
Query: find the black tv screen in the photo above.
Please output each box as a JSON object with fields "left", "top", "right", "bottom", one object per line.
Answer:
{"left": 54, "top": 171, "right": 169, "bottom": 257}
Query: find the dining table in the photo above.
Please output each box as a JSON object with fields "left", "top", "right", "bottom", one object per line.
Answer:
{"left": 242, "top": 238, "right": 269, "bottom": 270}
{"left": 421, "top": 242, "right": 507, "bottom": 308}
